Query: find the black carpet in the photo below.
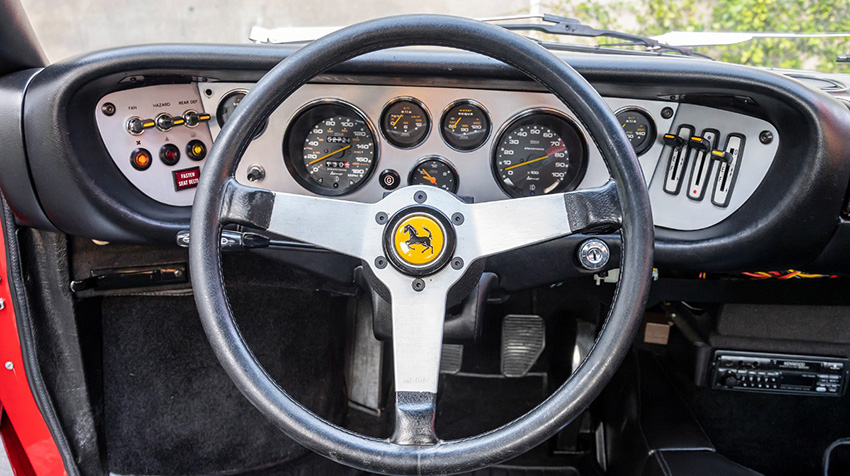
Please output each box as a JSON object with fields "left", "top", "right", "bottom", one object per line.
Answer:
{"left": 100, "top": 288, "right": 348, "bottom": 476}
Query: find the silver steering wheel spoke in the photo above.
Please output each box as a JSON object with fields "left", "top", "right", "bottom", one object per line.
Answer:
{"left": 220, "top": 178, "right": 381, "bottom": 260}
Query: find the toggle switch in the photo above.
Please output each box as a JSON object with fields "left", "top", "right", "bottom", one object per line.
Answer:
{"left": 183, "top": 110, "right": 211, "bottom": 127}
{"left": 127, "top": 117, "right": 155, "bottom": 135}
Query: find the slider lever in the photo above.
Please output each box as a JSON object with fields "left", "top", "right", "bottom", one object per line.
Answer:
{"left": 710, "top": 149, "right": 731, "bottom": 163}
{"left": 688, "top": 136, "right": 711, "bottom": 152}
{"left": 663, "top": 133, "right": 685, "bottom": 148}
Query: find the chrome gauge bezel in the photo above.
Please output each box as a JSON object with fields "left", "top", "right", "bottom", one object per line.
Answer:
{"left": 282, "top": 98, "right": 380, "bottom": 197}
{"left": 379, "top": 96, "right": 432, "bottom": 150}
{"left": 216, "top": 88, "right": 268, "bottom": 139}
{"left": 490, "top": 107, "right": 589, "bottom": 198}
{"left": 613, "top": 106, "right": 657, "bottom": 156}
{"left": 439, "top": 99, "right": 492, "bottom": 152}
{"left": 407, "top": 155, "right": 460, "bottom": 194}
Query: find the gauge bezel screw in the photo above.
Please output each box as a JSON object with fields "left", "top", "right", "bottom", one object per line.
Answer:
{"left": 759, "top": 130, "right": 773, "bottom": 144}
{"left": 101, "top": 102, "right": 116, "bottom": 116}
{"left": 660, "top": 107, "right": 674, "bottom": 119}
{"left": 375, "top": 212, "right": 388, "bottom": 225}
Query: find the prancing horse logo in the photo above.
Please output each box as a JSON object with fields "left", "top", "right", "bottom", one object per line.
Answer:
{"left": 390, "top": 214, "right": 446, "bottom": 267}
{"left": 401, "top": 224, "right": 434, "bottom": 254}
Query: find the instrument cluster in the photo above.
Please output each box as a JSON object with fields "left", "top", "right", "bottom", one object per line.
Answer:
{"left": 206, "top": 84, "right": 663, "bottom": 201}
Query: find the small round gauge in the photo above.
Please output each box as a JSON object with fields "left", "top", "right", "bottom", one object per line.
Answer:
{"left": 615, "top": 108, "right": 656, "bottom": 155}
{"left": 408, "top": 157, "right": 458, "bottom": 193}
{"left": 441, "top": 100, "right": 491, "bottom": 151}
{"left": 216, "top": 89, "right": 267, "bottom": 139}
{"left": 381, "top": 98, "right": 430, "bottom": 148}
{"left": 283, "top": 101, "right": 378, "bottom": 196}
{"left": 492, "top": 110, "right": 587, "bottom": 198}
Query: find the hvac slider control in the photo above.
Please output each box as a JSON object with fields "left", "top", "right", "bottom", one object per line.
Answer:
{"left": 687, "top": 129, "right": 719, "bottom": 201}
{"left": 662, "top": 125, "right": 694, "bottom": 195}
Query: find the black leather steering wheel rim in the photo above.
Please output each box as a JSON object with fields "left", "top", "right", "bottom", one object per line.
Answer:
{"left": 190, "top": 14, "right": 653, "bottom": 475}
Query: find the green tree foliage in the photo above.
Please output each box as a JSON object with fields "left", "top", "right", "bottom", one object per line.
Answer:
{"left": 549, "top": 0, "right": 850, "bottom": 71}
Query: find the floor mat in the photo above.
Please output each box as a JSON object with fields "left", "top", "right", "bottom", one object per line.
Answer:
{"left": 101, "top": 289, "right": 347, "bottom": 475}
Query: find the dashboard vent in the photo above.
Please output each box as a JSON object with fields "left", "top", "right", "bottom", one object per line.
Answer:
{"left": 786, "top": 73, "right": 847, "bottom": 92}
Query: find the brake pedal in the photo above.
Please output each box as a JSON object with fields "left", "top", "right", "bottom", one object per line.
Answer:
{"left": 440, "top": 344, "right": 464, "bottom": 374}
{"left": 501, "top": 314, "right": 545, "bottom": 377}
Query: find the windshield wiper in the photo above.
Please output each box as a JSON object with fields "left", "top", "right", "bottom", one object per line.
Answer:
{"left": 490, "top": 14, "right": 713, "bottom": 60}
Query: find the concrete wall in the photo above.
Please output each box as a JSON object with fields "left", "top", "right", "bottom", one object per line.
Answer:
{"left": 20, "top": 0, "right": 533, "bottom": 62}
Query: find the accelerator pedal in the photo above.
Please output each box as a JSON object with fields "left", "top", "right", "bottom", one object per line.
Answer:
{"left": 501, "top": 314, "right": 546, "bottom": 378}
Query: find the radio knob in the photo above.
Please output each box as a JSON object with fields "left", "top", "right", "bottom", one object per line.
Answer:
{"left": 722, "top": 373, "right": 738, "bottom": 388}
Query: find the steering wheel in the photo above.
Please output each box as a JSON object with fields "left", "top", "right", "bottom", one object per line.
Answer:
{"left": 190, "top": 14, "right": 652, "bottom": 475}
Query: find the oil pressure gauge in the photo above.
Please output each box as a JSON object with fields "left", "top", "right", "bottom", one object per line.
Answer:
{"left": 409, "top": 157, "right": 458, "bottom": 193}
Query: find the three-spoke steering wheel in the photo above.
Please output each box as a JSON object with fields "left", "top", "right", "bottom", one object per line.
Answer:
{"left": 190, "top": 15, "right": 653, "bottom": 475}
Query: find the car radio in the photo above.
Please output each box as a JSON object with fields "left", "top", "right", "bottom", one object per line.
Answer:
{"left": 711, "top": 350, "right": 848, "bottom": 397}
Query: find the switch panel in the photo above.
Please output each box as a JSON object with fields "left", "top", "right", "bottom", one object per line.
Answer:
{"left": 662, "top": 124, "right": 694, "bottom": 195}
{"left": 712, "top": 134, "right": 745, "bottom": 208}
{"left": 95, "top": 84, "right": 214, "bottom": 206}
{"left": 686, "top": 129, "right": 719, "bottom": 201}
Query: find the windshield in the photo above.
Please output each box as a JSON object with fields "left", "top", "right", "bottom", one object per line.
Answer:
{"left": 19, "top": 0, "right": 850, "bottom": 71}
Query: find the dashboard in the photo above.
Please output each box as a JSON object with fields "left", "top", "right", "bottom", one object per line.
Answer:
{"left": 3, "top": 43, "right": 850, "bottom": 274}
{"left": 94, "top": 81, "right": 778, "bottom": 231}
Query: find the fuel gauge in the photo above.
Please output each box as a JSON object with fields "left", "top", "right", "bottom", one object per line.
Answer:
{"left": 381, "top": 98, "right": 430, "bottom": 149}
{"left": 409, "top": 157, "right": 458, "bottom": 193}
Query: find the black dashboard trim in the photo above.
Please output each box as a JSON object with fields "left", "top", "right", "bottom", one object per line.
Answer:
{"left": 14, "top": 43, "right": 850, "bottom": 271}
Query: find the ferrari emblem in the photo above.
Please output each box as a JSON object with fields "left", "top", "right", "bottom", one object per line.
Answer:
{"left": 391, "top": 215, "right": 446, "bottom": 266}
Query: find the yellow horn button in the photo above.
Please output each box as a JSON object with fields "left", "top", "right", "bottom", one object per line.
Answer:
{"left": 392, "top": 215, "right": 446, "bottom": 266}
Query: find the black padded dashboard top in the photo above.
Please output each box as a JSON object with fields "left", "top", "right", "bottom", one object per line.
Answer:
{"left": 7, "top": 42, "right": 850, "bottom": 271}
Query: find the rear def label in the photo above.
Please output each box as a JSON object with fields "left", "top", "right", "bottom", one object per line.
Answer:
{"left": 173, "top": 167, "right": 200, "bottom": 191}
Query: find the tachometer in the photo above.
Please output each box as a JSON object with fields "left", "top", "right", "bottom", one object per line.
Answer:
{"left": 615, "top": 107, "right": 656, "bottom": 155}
{"left": 284, "top": 101, "right": 378, "bottom": 196}
{"left": 492, "top": 110, "right": 587, "bottom": 198}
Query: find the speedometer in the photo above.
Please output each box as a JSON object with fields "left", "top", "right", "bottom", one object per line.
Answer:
{"left": 492, "top": 110, "right": 587, "bottom": 198}
{"left": 284, "top": 101, "right": 378, "bottom": 196}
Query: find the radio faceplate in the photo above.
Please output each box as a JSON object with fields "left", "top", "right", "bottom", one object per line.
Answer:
{"left": 711, "top": 350, "right": 848, "bottom": 397}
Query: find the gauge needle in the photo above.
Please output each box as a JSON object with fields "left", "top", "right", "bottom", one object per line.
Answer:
{"left": 420, "top": 169, "right": 437, "bottom": 185}
{"left": 392, "top": 115, "right": 403, "bottom": 127}
{"left": 307, "top": 145, "right": 351, "bottom": 166}
{"left": 504, "top": 143, "right": 566, "bottom": 171}
{"left": 504, "top": 154, "right": 550, "bottom": 171}
{"left": 451, "top": 117, "right": 462, "bottom": 129}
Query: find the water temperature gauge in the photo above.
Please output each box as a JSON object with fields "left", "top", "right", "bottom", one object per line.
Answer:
{"left": 408, "top": 157, "right": 458, "bottom": 193}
